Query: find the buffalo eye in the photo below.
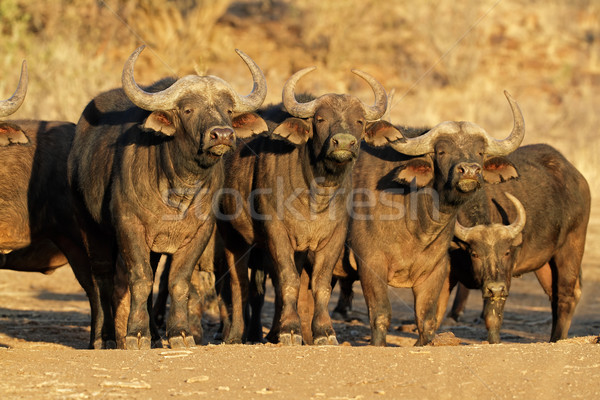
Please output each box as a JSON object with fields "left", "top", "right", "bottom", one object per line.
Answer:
{"left": 504, "top": 249, "right": 511, "bottom": 257}
{"left": 316, "top": 116, "right": 325, "bottom": 123}
{"left": 227, "top": 109, "right": 233, "bottom": 115}
{"left": 437, "top": 150, "right": 446, "bottom": 156}
{"left": 183, "top": 108, "right": 193, "bottom": 115}
{"left": 470, "top": 250, "right": 479, "bottom": 259}
{"left": 357, "top": 119, "right": 365, "bottom": 126}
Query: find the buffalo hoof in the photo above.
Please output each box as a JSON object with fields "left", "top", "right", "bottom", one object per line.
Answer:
{"left": 331, "top": 310, "right": 347, "bottom": 321}
{"left": 447, "top": 311, "right": 463, "bottom": 323}
{"left": 313, "top": 335, "right": 339, "bottom": 346}
{"left": 125, "top": 335, "right": 152, "bottom": 350}
{"left": 246, "top": 335, "right": 265, "bottom": 344}
{"left": 487, "top": 331, "right": 501, "bottom": 344}
{"left": 169, "top": 334, "right": 196, "bottom": 349}
{"left": 279, "top": 332, "right": 303, "bottom": 346}
{"left": 104, "top": 340, "right": 117, "bottom": 349}
{"left": 192, "top": 334, "right": 203, "bottom": 346}
{"left": 265, "top": 330, "right": 279, "bottom": 344}
{"left": 152, "top": 339, "right": 164, "bottom": 349}
{"left": 92, "top": 339, "right": 117, "bottom": 350}
{"left": 224, "top": 335, "right": 243, "bottom": 344}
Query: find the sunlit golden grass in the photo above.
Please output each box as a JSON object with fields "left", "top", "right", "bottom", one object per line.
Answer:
{"left": 1, "top": 0, "right": 599, "bottom": 195}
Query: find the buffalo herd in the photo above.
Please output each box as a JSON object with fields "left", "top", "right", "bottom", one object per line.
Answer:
{"left": 0, "top": 47, "right": 590, "bottom": 349}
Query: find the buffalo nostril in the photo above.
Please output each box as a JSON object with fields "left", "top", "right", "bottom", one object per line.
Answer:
{"left": 458, "top": 167, "right": 465, "bottom": 174}
{"left": 350, "top": 139, "right": 357, "bottom": 146}
{"left": 486, "top": 283, "right": 507, "bottom": 298}
{"left": 211, "top": 128, "right": 234, "bottom": 141}
{"left": 332, "top": 138, "right": 339, "bottom": 146}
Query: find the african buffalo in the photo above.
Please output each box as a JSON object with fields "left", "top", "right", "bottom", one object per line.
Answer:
{"left": 346, "top": 91, "right": 525, "bottom": 346}
{"left": 0, "top": 62, "right": 100, "bottom": 347}
{"left": 68, "top": 46, "right": 268, "bottom": 349}
{"left": 218, "top": 66, "right": 388, "bottom": 345}
{"left": 447, "top": 144, "right": 590, "bottom": 343}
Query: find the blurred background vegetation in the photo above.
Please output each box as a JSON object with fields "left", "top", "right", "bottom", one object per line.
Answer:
{"left": 1, "top": 0, "right": 599, "bottom": 194}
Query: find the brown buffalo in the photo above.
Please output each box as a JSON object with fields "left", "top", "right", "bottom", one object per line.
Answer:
{"left": 0, "top": 62, "right": 99, "bottom": 347}
{"left": 218, "top": 67, "right": 389, "bottom": 345}
{"left": 68, "top": 46, "right": 268, "bottom": 349}
{"left": 448, "top": 144, "right": 590, "bottom": 343}
{"left": 346, "top": 91, "right": 525, "bottom": 346}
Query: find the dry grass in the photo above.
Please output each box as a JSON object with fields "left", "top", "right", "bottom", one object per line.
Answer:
{"left": 1, "top": 0, "right": 599, "bottom": 194}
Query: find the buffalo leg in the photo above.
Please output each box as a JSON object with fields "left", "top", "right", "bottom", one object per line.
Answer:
{"left": 412, "top": 259, "right": 449, "bottom": 346}
{"left": 331, "top": 275, "right": 356, "bottom": 321}
{"left": 358, "top": 252, "right": 391, "bottom": 346}
{"left": 311, "top": 241, "right": 344, "bottom": 345}
{"left": 153, "top": 257, "right": 171, "bottom": 329}
{"left": 148, "top": 252, "right": 163, "bottom": 347}
{"left": 448, "top": 282, "right": 469, "bottom": 322}
{"left": 53, "top": 235, "right": 104, "bottom": 349}
{"left": 165, "top": 232, "right": 210, "bottom": 349}
{"left": 188, "top": 266, "right": 204, "bottom": 344}
{"left": 265, "top": 270, "right": 283, "bottom": 343}
{"left": 247, "top": 264, "right": 266, "bottom": 343}
{"left": 77, "top": 219, "right": 117, "bottom": 349}
{"left": 267, "top": 233, "right": 302, "bottom": 346}
{"left": 534, "top": 263, "right": 553, "bottom": 298}
{"left": 434, "top": 273, "right": 453, "bottom": 330}
{"left": 115, "top": 226, "right": 153, "bottom": 350}
{"left": 224, "top": 243, "right": 251, "bottom": 344}
{"left": 548, "top": 231, "right": 585, "bottom": 342}
{"left": 113, "top": 255, "right": 129, "bottom": 349}
{"left": 113, "top": 254, "right": 163, "bottom": 349}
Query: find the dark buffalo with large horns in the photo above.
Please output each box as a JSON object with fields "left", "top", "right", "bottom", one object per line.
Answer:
{"left": 0, "top": 62, "right": 102, "bottom": 347}
{"left": 68, "top": 46, "right": 268, "bottom": 349}
{"left": 447, "top": 144, "right": 590, "bottom": 343}
{"left": 218, "top": 66, "right": 389, "bottom": 345}
{"left": 344, "top": 91, "right": 525, "bottom": 346}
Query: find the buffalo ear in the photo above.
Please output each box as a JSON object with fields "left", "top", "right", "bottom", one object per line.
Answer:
{"left": 364, "top": 120, "right": 404, "bottom": 147}
{"left": 272, "top": 117, "right": 312, "bottom": 145}
{"left": 232, "top": 112, "right": 268, "bottom": 138}
{"left": 483, "top": 156, "right": 519, "bottom": 183}
{"left": 143, "top": 111, "right": 176, "bottom": 136}
{"left": 0, "top": 123, "right": 29, "bottom": 146}
{"left": 394, "top": 157, "right": 434, "bottom": 188}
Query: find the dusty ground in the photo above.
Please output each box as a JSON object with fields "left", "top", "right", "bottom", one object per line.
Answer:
{"left": 1, "top": 202, "right": 600, "bottom": 399}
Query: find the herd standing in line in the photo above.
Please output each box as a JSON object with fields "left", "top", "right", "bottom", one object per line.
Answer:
{"left": 0, "top": 46, "right": 591, "bottom": 349}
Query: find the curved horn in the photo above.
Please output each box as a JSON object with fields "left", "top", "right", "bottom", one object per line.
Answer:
{"left": 503, "top": 192, "right": 526, "bottom": 238}
{"left": 485, "top": 91, "right": 525, "bottom": 156}
{"left": 123, "top": 46, "right": 267, "bottom": 113}
{"left": 282, "top": 67, "right": 319, "bottom": 118}
{"left": 122, "top": 45, "right": 179, "bottom": 111}
{"left": 389, "top": 121, "right": 458, "bottom": 156}
{"left": 351, "top": 69, "right": 387, "bottom": 121}
{"left": 0, "top": 60, "right": 28, "bottom": 117}
{"left": 454, "top": 217, "right": 475, "bottom": 243}
{"left": 231, "top": 49, "right": 267, "bottom": 113}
